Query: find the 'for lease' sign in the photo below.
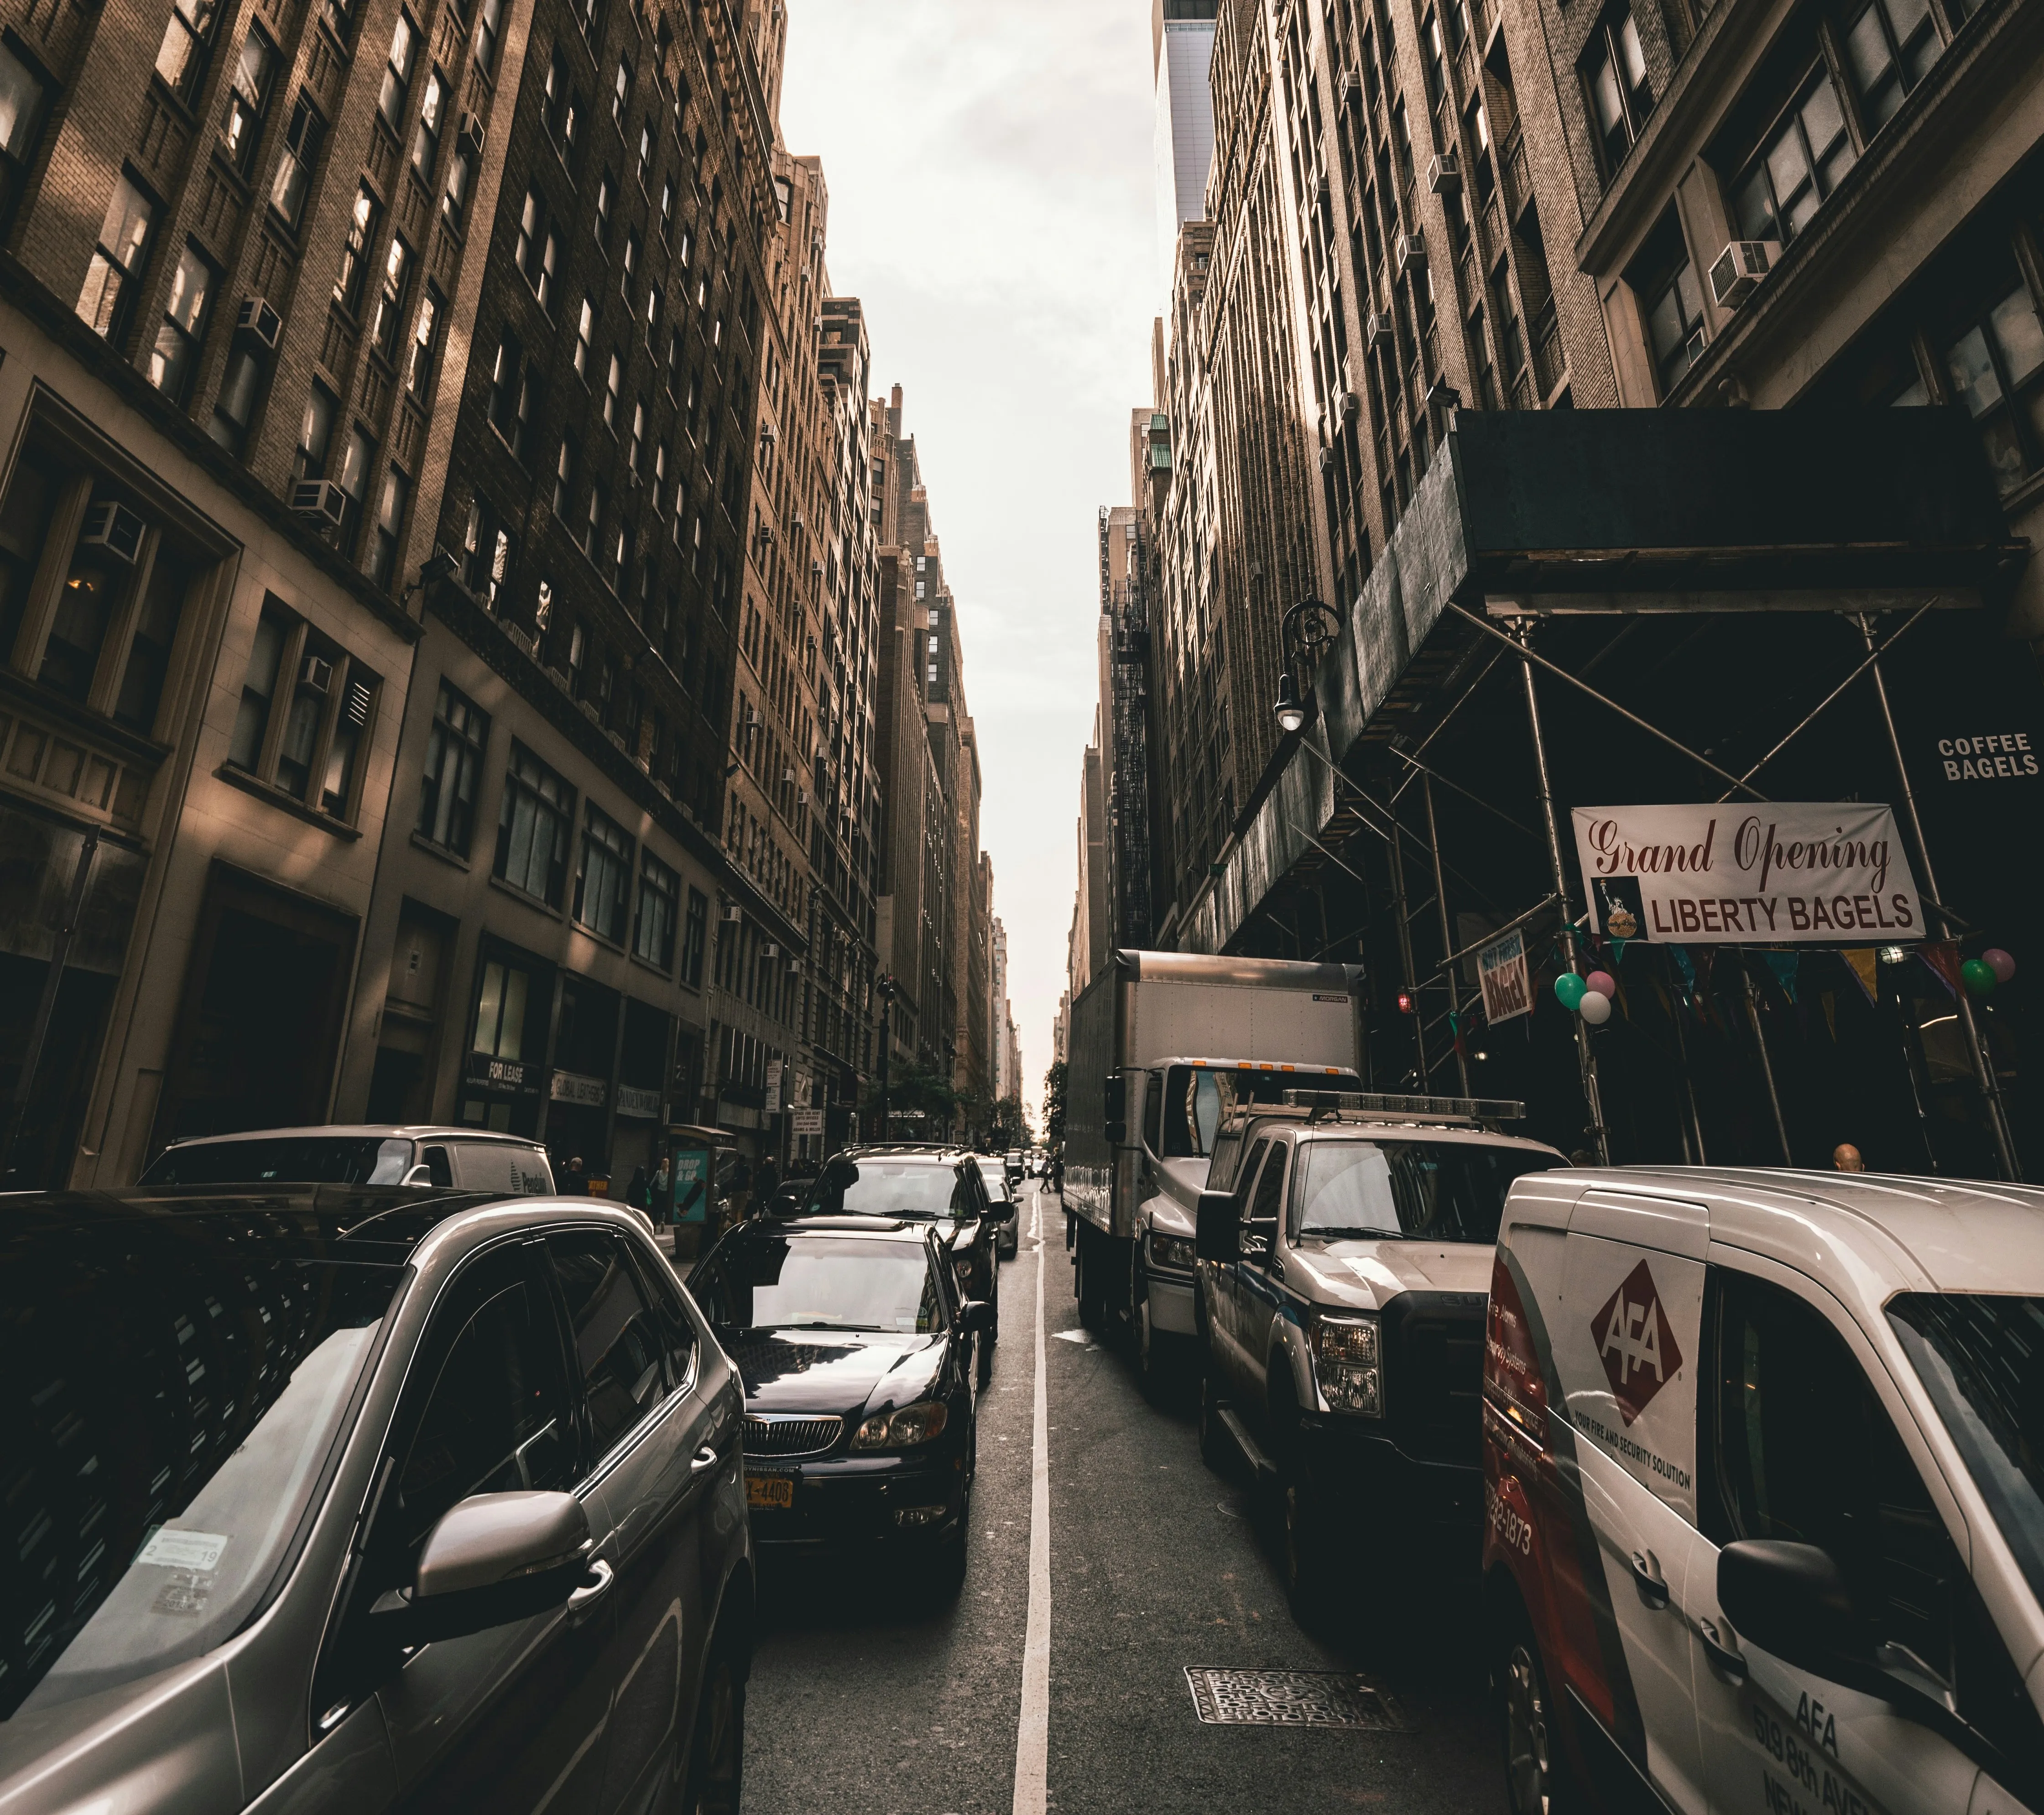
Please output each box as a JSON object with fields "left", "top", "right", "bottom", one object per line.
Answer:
{"left": 1571, "top": 803, "right": 1923, "bottom": 944}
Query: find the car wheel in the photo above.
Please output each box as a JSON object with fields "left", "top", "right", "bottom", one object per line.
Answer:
{"left": 1501, "top": 1611, "right": 1565, "bottom": 1815}
{"left": 1075, "top": 1229, "right": 1099, "bottom": 1330}
{"left": 1132, "top": 1247, "right": 1161, "bottom": 1387}
{"left": 1279, "top": 1472, "right": 1340, "bottom": 1632}
{"left": 679, "top": 1644, "right": 745, "bottom": 1815}
{"left": 1198, "top": 1359, "right": 1233, "bottom": 1474}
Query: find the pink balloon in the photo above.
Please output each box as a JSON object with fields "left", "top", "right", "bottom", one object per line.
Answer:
{"left": 1585, "top": 970, "right": 1616, "bottom": 998}
{"left": 1986, "top": 948, "right": 2017, "bottom": 984}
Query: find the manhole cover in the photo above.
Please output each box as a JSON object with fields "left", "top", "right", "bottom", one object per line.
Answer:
{"left": 1184, "top": 1668, "right": 1410, "bottom": 1730}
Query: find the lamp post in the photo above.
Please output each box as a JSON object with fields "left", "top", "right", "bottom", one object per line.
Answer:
{"left": 874, "top": 972, "right": 897, "bottom": 1141}
{"left": 1272, "top": 598, "right": 1341, "bottom": 735}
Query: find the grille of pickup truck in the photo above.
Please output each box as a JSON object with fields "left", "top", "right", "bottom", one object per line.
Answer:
{"left": 1383, "top": 1293, "right": 1487, "bottom": 1467}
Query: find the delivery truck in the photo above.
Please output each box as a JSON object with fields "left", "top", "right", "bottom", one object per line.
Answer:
{"left": 1064, "top": 950, "right": 1364, "bottom": 1375}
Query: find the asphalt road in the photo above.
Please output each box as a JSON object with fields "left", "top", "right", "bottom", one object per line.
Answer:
{"left": 740, "top": 1183, "right": 1502, "bottom": 1815}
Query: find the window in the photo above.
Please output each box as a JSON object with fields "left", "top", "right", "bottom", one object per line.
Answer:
{"left": 517, "top": 190, "right": 559, "bottom": 309}
{"left": 574, "top": 297, "right": 595, "bottom": 377}
{"left": 336, "top": 425, "right": 373, "bottom": 552}
{"left": 76, "top": 174, "right": 153, "bottom": 340}
{"left": 334, "top": 183, "right": 377, "bottom": 313}
{"left": 462, "top": 493, "right": 514, "bottom": 606}
{"left": 226, "top": 602, "right": 378, "bottom": 819}
{"left": 658, "top": 177, "right": 674, "bottom": 242}
{"left": 542, "top": 49, "right": 579, "bottom": 161}
{"left": 471, "top": 958, "right": 532, "bottom": 1060}
{"left": 269, "top": 93, "right": 323, "bottom": 228}
{"left": 594, "top": 171, "right": 613, "bottom": 246}
{"left": 471, "top": 0, "right": 503, "bottom": 72}
{"left": 554, "top": 433, "right": 576, "bottom": 515}
{"left": 148, "top": 241, "right": 217, "bottom": 404}
{"left": 1841, "top": 0, "right": 1941, "bottom": 134}
{"left": 442, "top": 136, "right": 474, "bottom": 228}
{"left": 620, "top": 229, "right": 638, "bottom": 300}
{"left": 1942, "top": 283, "right": 2044, "bottom": 498}
{"left": 320, "top": 0, "right": 357, "bottom": 46}
{"left": 155, "top": 0, "right": 218, "bottom": 106}
{"left": 495, "top": 739, "right": 573, "bottom": 904}
{"left": 545, "top": 1232, "right": 669, "bottom": 1455}
{"left": 294, "top": 381, "right": 336, "bottom": 480}
{"left": 378, "top": 12, "right": 416, "bottom": 135}
{"left": 582, "top": 476, "right": 605, "bottom": 556}
{"left": 228, "top": 607, "right": 287, "bottom": 769}
{"left": 410, "top": 65, "right": 444, "bottom": 179}
{"left": 629, "top": 399, "right": 646, "bottom": 475}
{"left": 1631, "top": 211, "right": 1705, "bottom": 398}
{"left": 637, "top": 119, "right": 652, "bottom": 187}
{"left": 489, "top": 331, "right": 532, "bottom": 457}
{"left": 222, "top": 31, "right": 275, "bottom": 173}
{"left": 611, "top": 56, "right": 630, "bottom": 125}
{"left": 635, "top": 851, "right": 678, "bottom": 968}
{"left": 370, "top": 233, "right": 411, "bottom": 358}
{"left": 1731, "top": 66, "right": 1857, "bottom": 248}
{"left": 681, "top": 885, "right": 707, "bottom": 986}
{"left": 407, "top": 283, "right": 442, "bottom": 394}
{"left": 644, "top": 281, "right": 661, "bottom": 345}
{"left": 574, "top": 801, "right": 634, "bottom": 942}
{"left": 417, "top": 678, "right": 488, "bottom": 854}
{"left": 112, "top": 547, "right": 189, "bottom": 733}
{"left": 366, "top": 465, "right": 407, "bottom": 587}
{"left": 1581, "top": 7, "right": 1652, "bottom": 176}
{"left": 321, "top": 665, "right": 376, "bottom": 814}
{"left": 38, "top": 525, "right": 125, "bottom": 704}
{"left": 604, "top": 351, "right": 621, "bottom": 429}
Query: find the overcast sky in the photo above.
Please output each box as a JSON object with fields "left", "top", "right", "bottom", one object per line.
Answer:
{"left": 780, "top": 1, "right": 1161, "bottom": 1119}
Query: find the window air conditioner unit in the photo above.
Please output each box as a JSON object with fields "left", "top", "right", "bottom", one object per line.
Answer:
{"left": 720, "top": 904, "right": 744, "bottom": 923}
{"left": 798, "top": 789, "right": 809, "bottom": 806}
{"left": 1709, "top": 240, "right": 1779, "bottom": 310}
{"left": 78, "top": 499, "right": 146, "bottom": 563}
{"left": 1338, "top": 71, "right": 1362, "bottom": 107}
{"left": 1395, "top": 234, "right": 1427, "bottom": 275}
{"left": 292, "top": 480, "right": 347, "bottom": 527}
{"left": 1426, "top": 152, "right": 1461, "bottom": 196}
{"left": 1366, "top": 312, "right": 1394, "bottom": 349}
{"left": 1338, "top": 389, "right": 1361, "bottom": 421}
{"left": 782, "top": 767, "right": 795, "bottom": 782}
{"left": 1319, "top": 446, "right": 1338, "bottom": 471}
{"left": 761, "top": 942, "right": 780, "bottom": 958}
{"left": 300, "top": 653, "right": 334, "bottom": 691}
{"left": 237, "top": 296, "right": 283, "bottom": 350}
{"left": 457, "top": 111, "right": 486, "bottom": 153}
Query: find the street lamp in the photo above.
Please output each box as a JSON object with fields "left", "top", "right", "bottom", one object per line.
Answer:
{"left": 1273, "top": 597, "right": 1341, "bottom": 735}
{"left": 1275, "top": 672, "right": 1307, "bottom": 734}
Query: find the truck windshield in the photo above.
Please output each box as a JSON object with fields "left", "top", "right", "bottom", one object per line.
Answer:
{"left": 1888, "top": 1293, "right": 2044, "bottom": 1606}
{"left": 1291, "top": 1139, "right": 1555, "bottom": 1244}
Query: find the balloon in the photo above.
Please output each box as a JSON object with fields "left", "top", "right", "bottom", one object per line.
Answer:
{"left": 1554, "top": 972, "right": 1587, "bottom": 1011}
{"left": 1580, "top": 990, "right": 1613, "bottom": 1025}
{"left": 1986, "top": 948, "right": 2017, "bottom": 984}
{"left": 1585, "top": 970, "right": 1616, "bottom": 998}
{"left": 1961, "top": 959, "right": 1997, "bottom": 998}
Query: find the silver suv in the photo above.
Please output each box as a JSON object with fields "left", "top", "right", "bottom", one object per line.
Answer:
{"left": 140, "top": 1126, "right": 554, "bottom": 1194}
{"left": 0, "top": 1187, "right": 749, "bottom": 1812}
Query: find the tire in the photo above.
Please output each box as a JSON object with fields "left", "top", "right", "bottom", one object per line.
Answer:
{"left": 1499, "top": 1607, "right": 1566, "bottom": 1815}
{"left": 1132, "top": 1246, "right": 1166, "bottom": 1391}
{"left": 1197, "top": 1357, "right": 1233, "bottom": 1474}
{"left": 1279, "top": 1471, "right": 1341, "bottom": 1633}
{"left": 1075, "top": 1227, "right": 1101, "bottom": 1330}
{"left": 678, "top": 1642, "right": 745, "bottom": 1815}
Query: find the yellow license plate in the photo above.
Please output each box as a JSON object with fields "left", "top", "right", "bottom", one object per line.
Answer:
{"left": 745, "top": 1474, "right": 794, "bottom": 1510}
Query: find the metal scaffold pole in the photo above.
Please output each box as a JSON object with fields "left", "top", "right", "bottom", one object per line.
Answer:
{"left": 1857, "top": 614, "right": 2020, "bottom": 1181}
{"left": 1422, "top": 772, "right": 1471, "bottom": 1096}
{"left": 1512, "top": 622, "right": 1609, "bottom": 1164}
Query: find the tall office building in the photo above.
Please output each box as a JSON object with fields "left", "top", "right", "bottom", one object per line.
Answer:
{"left": 1152, "top": 0, "right": 1217, "bottom": 297}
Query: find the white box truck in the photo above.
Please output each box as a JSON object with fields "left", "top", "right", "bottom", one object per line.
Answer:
{"left": 1064, "top": 950, "right": 1363, "bottom": 1374}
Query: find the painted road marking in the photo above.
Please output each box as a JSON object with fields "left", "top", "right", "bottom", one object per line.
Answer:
{"left": 1012, "top": 1184, "right": 1051, "bottom": 1815}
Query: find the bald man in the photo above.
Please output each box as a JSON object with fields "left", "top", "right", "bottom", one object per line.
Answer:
{"left": 1832, "top": 1143, "right": 1867, "bottom": 1173}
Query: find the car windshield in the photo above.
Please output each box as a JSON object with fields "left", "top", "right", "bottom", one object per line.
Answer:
{"left": 0, "top": 1209, "right": 403, "bottom": 1719}
{"left": 697, "top": 1236, "right": 942, "bottom": 1334}
{"left": 1290, "top": 1138, "right": 1556, "bottom": 1244}
{"left": 1888, "top": 1293, "right": 2044, "bottom": 1606}
{"left": 975, "top": 1162, "right": 1011, "bottom": 1200}
{"left": 139, "top": 1136, "right": 414, "bottom": 1187}
{"left": 800, "top": 1160, "right": 975, "bottom": 1220}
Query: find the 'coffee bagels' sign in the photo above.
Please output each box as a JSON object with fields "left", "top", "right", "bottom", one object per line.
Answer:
{"left": 1571, "top": 804, "right": 1922, "bottom": 944}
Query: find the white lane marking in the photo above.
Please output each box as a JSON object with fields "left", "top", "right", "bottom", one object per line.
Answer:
{"left": 1013, "top": 1185, "right": 1051, "bottom": 1815}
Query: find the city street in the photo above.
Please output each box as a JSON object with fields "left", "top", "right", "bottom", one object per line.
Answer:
{"left": 740, "top": 1183, "right": 1498, "bottom": 1815}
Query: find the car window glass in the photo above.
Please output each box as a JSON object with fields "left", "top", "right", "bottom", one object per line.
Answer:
{"left": 1142, "top": 1070, "right": 1164, "bottom": 1153}
{"left": 421, "top": 1144, "right": 453, "bottom": 1187}
{"left": 453, "top": 1140, "right": 553, "bottom": 1194}
{"left": 138, "top": 1135, "right": 414, "bottom": 1186}
{"left": 1209, "top": 1131, "right": 1244, "bottom": 1190}
{"left": 1233, "top": 1138, "right": 1270, "bottom": 1205}
{"left": 627, "top": 1241, "right": 698, "bottom": 1382}
{"left": 547, "top": 1231, "right": 670, "bottom": 1455}
{"left": 1290, "top": 1140, "right": 1554, "bottom": 1243}
{"left": 694, "top": 1234, "right": 939, "bottom": 1332}
{"left": 385, "top": 1249, "right": 574, "bottom": 1569}
{"left": 801, "top": 1159, "right": 975, "bottom": 1219}
{"left": 1248, "top": 1145, "right": 1287, "bottom": 1225}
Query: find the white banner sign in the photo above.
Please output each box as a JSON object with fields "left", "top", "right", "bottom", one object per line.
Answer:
{"left": 791, "top": 1108, "right": 825, "bottom": 1137}
{"left": 765, "top": 1059, "right": 783, "bottom": 1115}
{"left": 1478, "top": 928, "right": 1532, "bottom": 1024}
{"left": 548, "top": 1069, "right": 607, "bottom": 1107}
{"left": 1572, "top": 804, "right": 1922, "bottom": 944}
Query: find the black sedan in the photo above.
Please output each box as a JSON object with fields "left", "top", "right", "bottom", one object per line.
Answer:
{"left": 688, "top": 1217, "right": 989, "bottom": 1592}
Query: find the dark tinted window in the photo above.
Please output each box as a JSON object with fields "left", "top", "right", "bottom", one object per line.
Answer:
{"left": 631, "top": 1242, "right": 699, "bottom": 1383}
{"left": 451, "top": 1139, "right": 553, "bottom": 1194}
{"left": 800, "top": 1158, "right": 977, "bottom": 1220}
{"left": 547, "top": 1231, "right": 668, "bottom": 1455}
{"left": 1248, "top": 1145, "right": 1287, "bottom": 1224}
{"left": 1290, "top": 1139, "right": 1555, "bottom": 1243}
{"left": 0, "top": 1211, "right": 401, "bottom": 1718}
{"left": 387, "top": 1249, "right": 574, "bottom": 1562}
{"left": 140, "top": 1135, "right": 413, "bottom": 1186}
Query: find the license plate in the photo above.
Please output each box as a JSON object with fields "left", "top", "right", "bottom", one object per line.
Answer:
{"left": 745, "top": 1474, "right": 793, "bottom": 1510}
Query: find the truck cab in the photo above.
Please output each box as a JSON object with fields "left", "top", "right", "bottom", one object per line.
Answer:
{"left": 1193, "top": 1091, "right": 1564, "bottom": 1623}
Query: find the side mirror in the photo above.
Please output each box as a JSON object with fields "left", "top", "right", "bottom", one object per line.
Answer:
{"left": 960, "top": 1299, "right": 994, "bottom": 1333}
{"left": 1718, "top": 1540, "right": 1865, "bottom": 1676}
{"left": 402, "top": 1163, "right": 434, "bottom": 1187}
{"left": 1195, "top": 1188, "right": 1239, "bottom": 1264}
{"left": 371, "top": 1491, "right": 592, "bottom": 1645}
{"left": 987, "top": 1199, "right": 1014, "bottom": 1222}
{"left": 1104, "top": 1075, "right": 1127, "bottom": 1147}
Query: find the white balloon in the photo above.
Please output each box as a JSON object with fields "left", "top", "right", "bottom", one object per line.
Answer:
{"left": 1579, "top": 989, "right": 1612, "bottom": 1025}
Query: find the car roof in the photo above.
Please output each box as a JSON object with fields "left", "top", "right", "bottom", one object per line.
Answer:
{"left": 160, "top": 1125, "right": 543, "bottom": 1150}
{"left": 1521, "top": 1165, "right": 2044, "bottom": 1304}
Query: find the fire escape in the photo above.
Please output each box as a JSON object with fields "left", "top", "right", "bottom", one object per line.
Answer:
{"left": 1100, "top": 508, "right": 1154, "bottom": 949}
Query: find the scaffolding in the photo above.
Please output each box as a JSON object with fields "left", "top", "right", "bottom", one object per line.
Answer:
{"left": 1101, "top": 507, "right": 1155, "bottom": 949}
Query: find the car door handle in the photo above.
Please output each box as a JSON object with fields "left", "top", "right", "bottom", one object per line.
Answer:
{"left": 691, "top": 1443, "right": 722, "bottom": 1473}
{"left": 1700, "top": 1619, "right": 1747, "bottom": 1684}
{"left": 567, "top": 1558, "right": 614, "bottom": 1617}
{"left": 1630, "top": 1552, "right": 1670, "bottom": 1611}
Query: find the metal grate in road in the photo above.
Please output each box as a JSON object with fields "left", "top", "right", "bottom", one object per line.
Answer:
{"left": 1184, "top": 1668, "right": 1411, "bottom": 1730}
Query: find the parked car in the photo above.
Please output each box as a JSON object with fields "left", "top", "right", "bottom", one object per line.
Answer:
{"left": 1193, "top": 1090, "right": 1562, "bottom": 1619}
{"left": 1004, "top": 1150, "right": 1026, "bottom": 1185}
{"left": 975, "top": 1157, "right": 1022, "bottom": 1260}
{"left": 139, "top": 1126, "right": 555, "bottom": 1195}
{"left": 687, "top": 1216, "right": 988, "bottom": 1592}
{"left": 1486, "top": 1165, "right": 2044, "bottom": 1815}
{"left": 0, "top": 1186, "right": 750, "bottom": 1813}
{"left": 793, "top": 1147, "right": 1003, "bottom": 1366}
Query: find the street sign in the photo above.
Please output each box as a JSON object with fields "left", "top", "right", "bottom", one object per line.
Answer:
{"left": 1478, "top": 928, "right": 1530, "bottom": 1024}
{"left": 765, "top": 1059, "right": 782, "bottom": 1114}
{"left": 791, "top": 1107, "right": 824, "bottom": 1137}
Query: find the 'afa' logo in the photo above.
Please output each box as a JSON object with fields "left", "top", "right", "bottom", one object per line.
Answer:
{"left": 1590, "top": 1258, "right": 1684, "bottom": 1426}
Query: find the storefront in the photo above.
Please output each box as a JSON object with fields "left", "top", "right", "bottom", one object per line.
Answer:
{"left": 457, "top": 939, "right": 554, "bottom": 1137}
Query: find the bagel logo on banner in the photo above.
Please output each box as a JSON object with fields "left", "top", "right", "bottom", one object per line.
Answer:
{"left": 1571, "top": 803, "right": 1923, "bottom": 944}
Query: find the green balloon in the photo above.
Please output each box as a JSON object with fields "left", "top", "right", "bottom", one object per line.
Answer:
{"left": 1554, "top": 971, "right": 1588, "bottom": 1011}
{"left": 1962, "top": 958, "right": 1997, "bottom": 997}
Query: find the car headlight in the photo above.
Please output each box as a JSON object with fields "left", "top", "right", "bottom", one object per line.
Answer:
{"left": 1149, "top": 1231, "right": 1196, "bottom": 1272}
{"left": 1310, "top": 1314, "right": 1382, "bottom": 1417}
{"left": 851, "top": 1400, "right": 951, "bottom": 1450}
